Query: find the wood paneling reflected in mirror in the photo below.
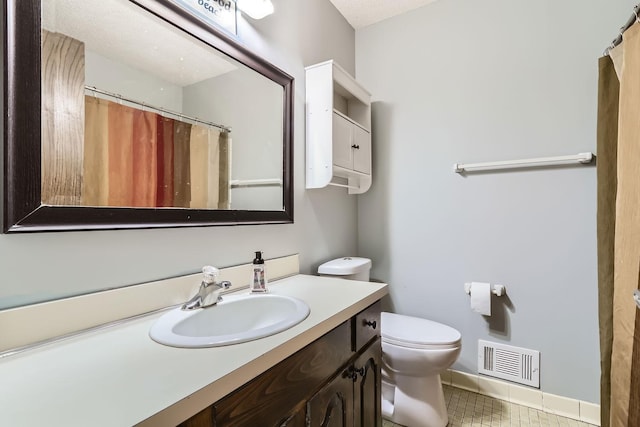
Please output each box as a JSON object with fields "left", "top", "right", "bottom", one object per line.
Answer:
{"left": 3, "top": 0, "right": 293, "bottom": 232}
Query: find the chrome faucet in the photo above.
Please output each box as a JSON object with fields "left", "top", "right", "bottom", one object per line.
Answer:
{"left": 182, "top": 266, "right": 232, "bottom": 310}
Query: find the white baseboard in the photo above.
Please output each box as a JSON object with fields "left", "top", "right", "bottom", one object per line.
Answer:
{"left": 443, "top": 369, "right": 600, "bottom": 426}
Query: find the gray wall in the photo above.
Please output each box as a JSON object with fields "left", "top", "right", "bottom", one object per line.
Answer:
{"left": 355, "top": 0, "right": 634, "bottom": 403}
{"left": 183, "top": 67, "right": 283, "bottom": 211}
{"left": 0, "top": 0, "right": 357, "bottom": 309}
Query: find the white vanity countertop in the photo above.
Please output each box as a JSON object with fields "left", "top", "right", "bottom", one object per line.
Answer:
{"left": 0, "top": 274, "right": 387, "bottom": 426}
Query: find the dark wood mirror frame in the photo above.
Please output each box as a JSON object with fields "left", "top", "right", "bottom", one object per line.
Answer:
{"left": 3, "top": 0, "right": 294, "bottom": 233}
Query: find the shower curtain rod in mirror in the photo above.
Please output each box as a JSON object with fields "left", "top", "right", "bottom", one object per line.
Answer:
{"left": 84, "top": 85, "right": 231, "bottom": 132}
{"left": 604, "top": 3, "right": 640, "bottom": 55}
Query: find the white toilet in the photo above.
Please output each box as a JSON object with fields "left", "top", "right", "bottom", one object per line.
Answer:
{"left": 318, "top": 257, "right": 462, "bottom": 427}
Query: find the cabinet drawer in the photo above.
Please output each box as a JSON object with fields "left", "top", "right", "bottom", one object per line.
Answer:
{"left": 353, "top": 301, "right": 381, "bottom": 352}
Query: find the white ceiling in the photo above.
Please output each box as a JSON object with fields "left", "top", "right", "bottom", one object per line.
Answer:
{"left": 328, "top": 0, "right": 439, "bottom": 29}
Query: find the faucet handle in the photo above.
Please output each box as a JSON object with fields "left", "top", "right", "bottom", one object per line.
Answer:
{"left": 202, "top": 266, "right": 220, "bottom": 285}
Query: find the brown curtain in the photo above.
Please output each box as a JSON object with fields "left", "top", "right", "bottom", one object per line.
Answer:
{"left": 41, "top": 30, "right": 85, "bottom": 205}
{"left": 609, "top": 44, "right": 624, "bottom": 80}
{"left": 206, "top": 128, "right": 221, "bottom": 209}
{"left": 156, "top": 117, "right": 174, "bottom": 207}
{"left": 597, "top": 54, "right": 619, "bottom": 427}
{"left": 83, "top": 96, "right": 109, "bottom": 206}
{"left": 173, "top": 121, "right": 192, "bottom": 208}
{"left": 107, "top": 103, "right": 135, "bottom": 206}
{"left": 599, "top": 22, "right": 640, "bottom": 427}
{"left": 131, "top": 110, "right": 158, "bottom": 207}
{"left": 218, "top": 132, "right": 231, "bottom": 209}
{"left": 189, "top": 124, "right": 210, "bottom": 209}
{"left": 83, "top": 105, "right": 230, "bottom": 209}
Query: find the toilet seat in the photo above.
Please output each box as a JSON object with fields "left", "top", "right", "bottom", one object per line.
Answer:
{"left": 381, "top": 312, "right": 461, "bottom": 350}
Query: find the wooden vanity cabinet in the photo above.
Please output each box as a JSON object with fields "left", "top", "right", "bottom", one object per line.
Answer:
{"left": 179, "top": 301, "right": 381, "bottom": 427}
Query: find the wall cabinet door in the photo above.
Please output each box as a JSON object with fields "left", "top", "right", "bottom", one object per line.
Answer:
{"left": 332, "top": 113, "right": 354, "bottom": 170}
{"left": 351, "top": 125, "right": 371, "bottom": 175}
{"left": 306, "top": 368, "right": 355, "bottom": 427}
{"left": 332, "top": 112, "right": 371, "bottom": 175}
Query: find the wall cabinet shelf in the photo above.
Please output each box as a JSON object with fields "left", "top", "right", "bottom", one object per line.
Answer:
{"left": 306, "top": 60, "right": 372, "bottom": 194}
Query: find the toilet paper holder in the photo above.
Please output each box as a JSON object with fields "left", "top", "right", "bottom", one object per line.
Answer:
{"left": 464, "top": 282, "right": 506, "bottom": 297}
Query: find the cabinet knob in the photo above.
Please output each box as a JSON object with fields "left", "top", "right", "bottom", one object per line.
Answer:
{"left": 345, "top": 366, "right": 366, "bottom": 381}
{"left": 363, "top": 319, "right": 377, "bottom": 329}
{"left": 343, "top": 366, "right": 359, "bottom": 382}
{"left": 351, "top": 144, "right": 360, "bottom": 149}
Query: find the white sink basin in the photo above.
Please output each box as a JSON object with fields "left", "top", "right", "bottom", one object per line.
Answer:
{"left": 149, "top": 293, "right": 310, "bottom": 348}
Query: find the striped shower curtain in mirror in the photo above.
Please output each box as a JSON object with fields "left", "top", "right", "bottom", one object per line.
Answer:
{"left": 597, "top": 22, "right": 640, "bottom": 427}
{"left": 82, "top": 98, "right": 230, "bottom": 209}
{"left": 41, "top": 30, "right": 230, "bottom": 209}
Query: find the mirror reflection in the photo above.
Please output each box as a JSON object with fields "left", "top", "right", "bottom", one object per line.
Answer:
{"left": 41, "top": 0, "right": 284, "bottom": 211}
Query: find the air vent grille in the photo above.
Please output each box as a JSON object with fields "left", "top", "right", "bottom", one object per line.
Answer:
{"left": 478, "top": 340, "right": 540, "bottom": 388}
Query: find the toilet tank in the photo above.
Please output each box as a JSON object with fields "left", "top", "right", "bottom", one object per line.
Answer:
{"left": 318, "top": 257, "right": 371, "bottom": 281}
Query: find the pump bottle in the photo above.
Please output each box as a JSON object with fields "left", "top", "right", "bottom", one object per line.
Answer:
{"left": 250, "top": 251, "right": 268, "bottom": 293}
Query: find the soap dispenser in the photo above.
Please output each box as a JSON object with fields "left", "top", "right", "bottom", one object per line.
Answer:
{"left": 250, "top": 251, "right": 268, "bottom": 293}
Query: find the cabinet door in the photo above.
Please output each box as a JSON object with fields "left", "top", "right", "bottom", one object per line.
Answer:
{"left": 332, "top": 113, "right": 353, "bottom": 170}
{"left": 353, "top": 340, "right": 382, "bottom": 427}
{"left": 307, "top": 368, "right": 355, "bottom": 427}
{"left": 351, "top": 125, "right": 371, "bottom": 175}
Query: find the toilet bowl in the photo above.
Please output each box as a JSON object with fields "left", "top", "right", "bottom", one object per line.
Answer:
{"left": 381, "top": 312, "right": 461, "bottom": 427}
{"left": 317, "top": 257, "right": 462, "bottom": 427}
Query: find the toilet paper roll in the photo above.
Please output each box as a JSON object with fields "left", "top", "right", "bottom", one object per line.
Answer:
{"left": 470, "top": 282, "right": 491, "bottom": 316}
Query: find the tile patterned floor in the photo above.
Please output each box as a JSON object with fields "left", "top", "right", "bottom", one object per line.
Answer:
{"left": 382, "top": 385, "right": 597, "bottom": 427}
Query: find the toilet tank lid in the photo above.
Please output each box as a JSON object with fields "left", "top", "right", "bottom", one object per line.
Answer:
{"left": 318, "top": 257, "right": 372, "bottom": 275}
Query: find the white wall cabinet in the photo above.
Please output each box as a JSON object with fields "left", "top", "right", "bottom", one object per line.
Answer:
{"left": 306, "top": 60, "right": 372, "bottom": 194}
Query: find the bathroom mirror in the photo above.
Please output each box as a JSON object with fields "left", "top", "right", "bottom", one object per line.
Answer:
{"left": 3, "top": 0, "right": 293, "bottom": 232}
